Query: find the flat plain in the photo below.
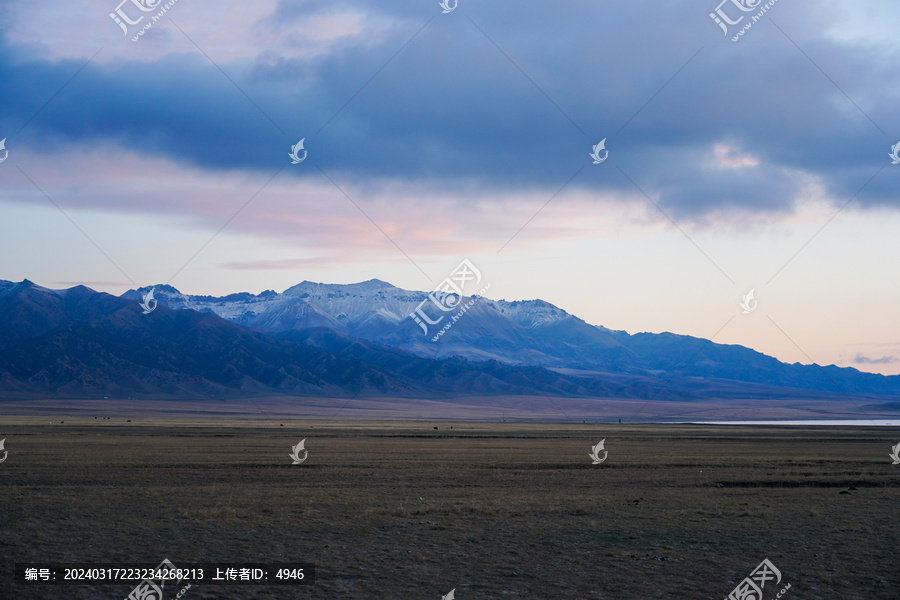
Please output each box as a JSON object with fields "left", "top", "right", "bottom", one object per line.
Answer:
{"left": 1, "top": 418, "right": 898, "bottom": 600}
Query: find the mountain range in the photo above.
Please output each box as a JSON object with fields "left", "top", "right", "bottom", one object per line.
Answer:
{"left": 0, "top": 278, "right": 898, "bottom": 408}
{"left": 127, "top": 279, "right": 900, "bottom": 396}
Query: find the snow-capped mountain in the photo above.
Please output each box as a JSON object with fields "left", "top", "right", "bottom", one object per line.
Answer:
{"left": 0, "top": 279, "right": 644, "bottom": 399}
{"left": 125, "top": 280, "right": 628, "bottom": 369}
{"left": 2, "top": 278, "right": 900, "bottom": 402}
{"left": 121, "top": 279, "right": 900, "bottom": 398}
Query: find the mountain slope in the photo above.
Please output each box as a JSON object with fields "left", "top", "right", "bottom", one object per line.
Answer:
{"left": 121, "top": 280, "right": 900, "bottom": 398}
{"left": 613, "top": 331, "right": 900, "bottom": 396}
{"left": 0, "top": 281, "right": 670, "bottom": 400}
{"left": 125, "top": 281, "right": 637, "bottom": 370}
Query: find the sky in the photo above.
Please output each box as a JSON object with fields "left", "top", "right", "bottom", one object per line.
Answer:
{"left": 0, "top": 0, "right": 898, "bottom": 374}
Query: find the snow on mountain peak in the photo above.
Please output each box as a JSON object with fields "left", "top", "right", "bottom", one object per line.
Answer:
{"left": 491, "top": 298, "right": 572, "bottom": 328}
{"left": 284, "top": 279, "right": 397, "bottom": 297}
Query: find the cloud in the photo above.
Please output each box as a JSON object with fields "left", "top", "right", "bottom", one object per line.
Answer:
{"left": 1, "top": 0, "right": 899, "bottom": 225}
{"left": 0, "top": 144, "right": 671, "bottom": 261}
{"left": 219, "top": 256, "right": 384, "bottom": 270}
{"left": 714, "top": 144, "right": 759, "bottom": 169}
{"left": 853, "top": 353, "right": 898, "bottom": 365}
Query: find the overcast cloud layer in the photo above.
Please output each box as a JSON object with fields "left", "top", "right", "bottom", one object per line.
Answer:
{"left": 1, "top": 0, "right": 898, "bottom": 221}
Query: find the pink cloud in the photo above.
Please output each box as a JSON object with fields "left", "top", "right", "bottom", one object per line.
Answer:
{"left": 713, "top": 143, "right": 760, "bottom": 169}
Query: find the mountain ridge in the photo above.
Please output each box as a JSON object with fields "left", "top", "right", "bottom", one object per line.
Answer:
{"left": 1, "top": 278, "right": 898, "bottom": 402}
{"left": 0, "top": 280, "right": 680, "bottom": 400}
{"left": 115, "top": 278, "right": 899, "bottom": 397}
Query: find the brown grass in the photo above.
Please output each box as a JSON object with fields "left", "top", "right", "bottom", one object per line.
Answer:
{"left": 1, "top": 418, "right": 898, "bottom": 599}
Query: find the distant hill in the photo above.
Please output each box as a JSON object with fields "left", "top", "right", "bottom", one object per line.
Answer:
{"left": 0, "top": 278, "right": 898, "bottom": 406}
{"left": 0, "top": 280, "right": 673, "bottom": 400}
{"left": 118, "top": 278, "right": 900, "bottom": 398}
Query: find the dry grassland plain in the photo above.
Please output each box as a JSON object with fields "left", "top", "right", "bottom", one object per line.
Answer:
{"left": 1, "top": 419, "right": 898, "bottom": 600}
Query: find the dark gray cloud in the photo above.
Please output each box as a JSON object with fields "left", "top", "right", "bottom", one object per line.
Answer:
{"left": 2, "top": 0, "right": 899, "bottom": 219}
